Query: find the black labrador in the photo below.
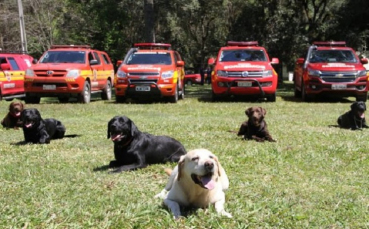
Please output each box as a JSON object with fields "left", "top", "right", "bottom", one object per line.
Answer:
{"left": 337, "top": 101, "right": 368, "bottom": 130}
{"left": 107, "top": 116, "right": 186, "bottom": 173}
{"left": 21, "top": 108, "right": 66, "bottom": 144}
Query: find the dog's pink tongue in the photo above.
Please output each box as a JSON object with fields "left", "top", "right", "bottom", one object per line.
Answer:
{"left": 201, "top": 176, "right": 216, "bottom": 190}
{"left": 361, "top": 113, "right": 365, "bottom": 118}
{"left": 25, "top": 123, "right": 32, "bottom": 128}
{"left": 15, "top": 112, "right": 21, "bottom": 117}
{"left": 111, "top": 134, "right": 121, "bottom": 141}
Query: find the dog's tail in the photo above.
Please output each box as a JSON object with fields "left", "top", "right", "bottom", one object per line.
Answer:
{"left": 164, "top": 168, "right": 172, "bottom": 176}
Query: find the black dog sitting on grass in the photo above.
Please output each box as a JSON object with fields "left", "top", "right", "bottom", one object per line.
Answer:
{"left": 21, "top": 108, "right": 66, "bottom": 144}
{"left": 337, "top": 101, "right": 369, "bottom": 130}
{"left": 107, "top": 116, "right": 186, "bottom": 173}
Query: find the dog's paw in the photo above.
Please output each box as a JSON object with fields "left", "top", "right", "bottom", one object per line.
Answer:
{"left": 221, "top": 211, "right": 233, "bottom": 218}
{"left": 154, "top": 189, "right": 168, "bottom": 199}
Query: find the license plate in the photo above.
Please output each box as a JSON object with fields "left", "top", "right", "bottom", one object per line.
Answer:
{"left": 237, "top": 81, "right": 252, "bottom": 87}
{"left": 135, "top": 86, "right": 150, "bottom": 91}
{"left": 331, "top": 84, "right": 347, "bottom": 90}
{"left": 43, "top": 85, "right": 56, "bottom": 90}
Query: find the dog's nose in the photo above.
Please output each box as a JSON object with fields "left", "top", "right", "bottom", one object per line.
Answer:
{"left": 204, "top": 161, "right": 214, "bottom": 171}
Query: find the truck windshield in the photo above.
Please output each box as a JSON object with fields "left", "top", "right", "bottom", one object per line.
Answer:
{"left": 219, "top": 49, "right": 267, "bottom": 62}
{"left": 126, "top": 52, "right": 172, "bottom": 65}
{"left": 309, "top": 50, "right": 357, "bottom": 63}
{"left": 40, "top": 51, "right": 86, "bottom": 64}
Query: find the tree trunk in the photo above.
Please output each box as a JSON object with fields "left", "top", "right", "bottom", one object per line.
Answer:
{"left": 144, "top": 0, "right": 155, "bottom": 42}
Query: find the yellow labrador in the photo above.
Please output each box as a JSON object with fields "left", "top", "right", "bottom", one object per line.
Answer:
{"left": 155, "top": 149, "right": 232, "bottom": 219}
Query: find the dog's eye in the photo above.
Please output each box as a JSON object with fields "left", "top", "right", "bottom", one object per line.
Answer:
{"left": 209, "top": 155, "right": 214, "bottom": 159}
{"left": 191, "top": 157, "right": 199, "bottom": 161}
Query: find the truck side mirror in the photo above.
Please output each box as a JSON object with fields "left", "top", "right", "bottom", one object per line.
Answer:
{"left": 0, "top": 63, "right": 11, "bottom": 70}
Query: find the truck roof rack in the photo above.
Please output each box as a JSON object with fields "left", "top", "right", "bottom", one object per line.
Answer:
{"left": 313, "top": 41, "right": 346, "bottom": 47}
{"left": 50, "top": 45, "right": 91, "bottom": 49}
{"left": 133, "top": 43, "right": 171, "bottom": 50}
{"left": 0, "top": 50, "right": 28, "bottom": 54}
{"left": 227, "top": 41, "right": 259, "bottom": 47}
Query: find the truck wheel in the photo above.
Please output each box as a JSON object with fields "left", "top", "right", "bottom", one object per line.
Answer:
{"left": 78, "top": 81, "right": 91, "bottom": 103}
{"left": 25, "top": 94, "right": 41, "bottom": 104}
{"left": 186, "top": 80, "right": 192, "bottom": 86}
{"left": 212, "top": 90, "right": 219, "bottom": 102}
{"left": 301, "top": 82, "right": 310, "bottom": 102}
{"left": 294, "top": 80, "right": 301, "bottom": 98}
{"left": 356, "top": 93, "right": 368, "bottom": 102}
{"left": 116, "top": 95, "right": 126, "bottom": 103}
{"left": 169, "top": 84, "right": 179, "bottom": 103}
{"left": 101, "top": 80, "right": 112, "bottom": 100}
{"left": 179, "top": 85, "right": 185, "bottom": 100}
{"left": 58, "top": 97, "right": 69, "bottom": 103}
{"left": 267, "top": 93, "right": 276, "bottom": 102}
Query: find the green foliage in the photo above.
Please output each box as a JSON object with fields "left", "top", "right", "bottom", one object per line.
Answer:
{"left": 0, "top": 0, "right": 368, "bottom": 71}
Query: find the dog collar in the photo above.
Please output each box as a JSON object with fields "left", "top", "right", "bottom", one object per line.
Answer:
{"left": 119, "top": 136, "right": 133, "bottom": 147}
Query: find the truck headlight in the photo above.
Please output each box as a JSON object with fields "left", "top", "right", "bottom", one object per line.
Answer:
{"left": 25, "top": 69, "right": 35, "bottom": 77}
{"left": 307, "top": 69, "right": 321, "bottom": 77}
{"left": 217, "top": 70, "right": 228, "bottom": 77}
{"left": 162, "top": 70, "right": 174, "bottom": 79}
{"left": 261, "top": 70, "right": 273, "bottom": 77}
{"left": 357, "top": 70, "right": 367, "bottom": 77}
{"left": 66, "top": 69, "right": 81, "bottom": 78}
{"left": 117, "top": 70, "right": 127, "bottom": 78}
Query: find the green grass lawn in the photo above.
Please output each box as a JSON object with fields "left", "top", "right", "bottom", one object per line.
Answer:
{"left": 1, "top": 82, "right": 368, "bottom": 228}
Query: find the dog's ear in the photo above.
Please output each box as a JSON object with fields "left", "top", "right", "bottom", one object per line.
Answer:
{"left": 177, "top": 155, "right": 186, "bottom": 181}
{"left": 214, "top": 156, "right": 222, "bottom": 177}
{"left": 33, "top": 109, "right": 42, "bottom": 119}
{"left": 130, "top": 119, "right": 139, "bottom": 137}
{"left": 260, "top": 107, "right": 267, "bottom": 116}
{"left": 20, "top": 102, "right": 24, "bottom": 111}
{"left": 107, "top": 118, "right": 112, "bottom": 139}
{"left": 351, "top": 102, "right": 358, "bottom": 111}
{"left": 245, "top": 107, "right": 253, "bottom": 117}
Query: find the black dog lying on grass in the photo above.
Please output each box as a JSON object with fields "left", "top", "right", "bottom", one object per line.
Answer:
{"left": 21, "top": 108, "right": 66, "bottom": 144}
{"left": 107, "top": 116, "right": 186, "bottom": 173}
{"left": 237, "top": 106, "right": 276, "bottom": 142}
{"left": 337, "top": 101, "right": 368, "bottom": 130}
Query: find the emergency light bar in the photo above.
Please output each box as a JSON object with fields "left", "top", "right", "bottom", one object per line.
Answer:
{"left": 313, "top": 41, "right": 346, "bottom": 47}
{"left": 227, "top": 41, "right": 259, "bottom": 47}
{"left": 134, "top": 43, "right": 171, "bottom": 50}
{"left": 50, "top": 45, "right": 91, "bottom": 49}
{"left": 0, "top": 50, "right": 28, "bottom": 54}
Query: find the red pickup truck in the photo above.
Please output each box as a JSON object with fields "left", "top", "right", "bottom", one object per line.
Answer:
{"left": 0, "top": 52, "right": 34, "bottom": 101}
{"left": 209, "top": 41, "right": 279, "bottom": 101}
{"left": 293, "top": 41, "right": 369, "bottom": 102}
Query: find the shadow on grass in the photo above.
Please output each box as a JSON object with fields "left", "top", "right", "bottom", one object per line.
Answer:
{"left": 10, "top": 134, "right": 82, "bottom": 145}
{"left": 93, "top": 164, "right": 110, "bottom": 172}
{"left": 278, "top": 82, "right": 357, "bottom": 103}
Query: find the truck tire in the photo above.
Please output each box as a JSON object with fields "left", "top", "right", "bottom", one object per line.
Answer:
{"left": 169, "top": 84, "right": 179, "bottom": 103}
{"left": 101, "top": 80, "right": 112, "bottom": 100}
{"left": 78, "top": 81, "right": 91, "bottom": 103}
{"left": 25, "top": 94, "right": 41, "bottom": 104}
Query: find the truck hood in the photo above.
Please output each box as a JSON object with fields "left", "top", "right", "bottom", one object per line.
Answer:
{"left": 307, "top": 62, "right": 365, "bottom": 71}
{"left": 32, "top": 63, "right": 84, "bottom": 71}
{"left": 122, "top": 64, "right": 173, "bottom": 73}
{"left": 216, "top": 62, "right": 270, "bottom": 71}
